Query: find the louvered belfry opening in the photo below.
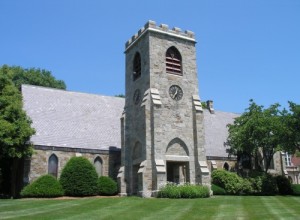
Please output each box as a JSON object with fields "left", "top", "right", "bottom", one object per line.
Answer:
{"left": 166, "top": 46, "right": 182, "bottom": 75}
{"left": 133, "top": 52, "right": 141, "bottom": 81}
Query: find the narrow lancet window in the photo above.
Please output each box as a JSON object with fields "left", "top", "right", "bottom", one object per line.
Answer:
{"left": 48, "top": 154, "right": 58, "bottom": 178}
{"left": 133, "top": 52, "right": 141, "bottom": 81}
{"left": 94, "top": 157, "right": 103, "bottom": 177}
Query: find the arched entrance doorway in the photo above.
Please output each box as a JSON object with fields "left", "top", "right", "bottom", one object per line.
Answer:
{"left": 166, "top": 138, "right": 190, "bottom": 184}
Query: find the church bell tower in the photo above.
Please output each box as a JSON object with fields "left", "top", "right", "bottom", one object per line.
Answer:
{"left": 118, "top": 21, "right": 210, "bottom": 197}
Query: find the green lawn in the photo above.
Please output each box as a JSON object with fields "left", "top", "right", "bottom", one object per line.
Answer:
{"left": 0, "top": 196, "right": 300, "bottom": 220}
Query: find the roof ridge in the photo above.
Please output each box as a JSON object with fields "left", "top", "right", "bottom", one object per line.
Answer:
{"left": 22, "top": 84, "right": 125, "bottom": 100}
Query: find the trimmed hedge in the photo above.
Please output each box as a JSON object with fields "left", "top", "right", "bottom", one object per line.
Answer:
{"left": 21, "top": 175, "right": 64, "bottom": 198}
{"left": 292, "top": 184, "right": 300, "bottom": 196}
{"left": 59, "top": 157, "right": 98, "bottom": 196}
{"left": 97, "top": 176, "right": 118, "bottom": 196}
{"left": 157, "top": 183, "right": 210, "bottom": 199}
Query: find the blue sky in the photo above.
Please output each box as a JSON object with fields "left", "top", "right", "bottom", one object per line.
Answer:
{"left": 1, "top": 0, "right": 299, "bottom": 113}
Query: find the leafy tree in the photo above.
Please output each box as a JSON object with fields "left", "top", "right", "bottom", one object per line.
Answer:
{"left": 0, "top": 64, "right": 65, "bottom": 197}
{"left": 282, "top": 102, "right": 300, "bottom": 153}
{"left": 0, "top": 71, "right": 35, "bottom": 196}
{"left": 0, "top": 65, "right": 66, "bottom": 90}
{"left": 201, "top": 101, "right": 207, "bottom": 109}
{"left": 115, "top": 94, "right": 125, "bottom": 98}
{"left": 227, "top": 100, "right": 286, "bottom": 173}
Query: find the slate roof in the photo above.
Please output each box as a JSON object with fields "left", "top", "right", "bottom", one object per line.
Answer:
{"left": 22, "top": 85, "right": 125, "bottom": 151}
{"left": 203, "top": 110, "right": 239, "bottom": 157}
{"left": 22, "top": 85, "right": 239, "bottom": 157}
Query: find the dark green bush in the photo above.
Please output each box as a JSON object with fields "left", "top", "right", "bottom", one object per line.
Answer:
{"left": 21, "top": 175, "right": 63, "bottom": 198}
{"left": 291, "top": 184, "right": 300, "bottom": 196}
{"left": 59, "top": 157, "right": 98, "bottom": 196}
{"left": 261, "top": 174, "right": 278, "bottom": 195}
{"left": 276, "top": 175, "right": 293, "bottom": 195}
{"left": 157, "top": 183, "right": 210, "bottom": 199}
{"left": 97, "top": 176, "right": 118, "bottom": 196}
{"left": 211, "top": 170, "right": 244, "bottom": 195}
{"left": 211, "top": 184, "right": 226, "bottom": 195}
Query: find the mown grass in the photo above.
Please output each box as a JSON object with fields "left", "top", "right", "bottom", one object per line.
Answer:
{"left": 0, "top": 196, "right": 300, "bottom": 220}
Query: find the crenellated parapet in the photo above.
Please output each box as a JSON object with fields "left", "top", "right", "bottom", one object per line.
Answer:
{"left": 125, "top": 20, "right": 196, "bottom": 50}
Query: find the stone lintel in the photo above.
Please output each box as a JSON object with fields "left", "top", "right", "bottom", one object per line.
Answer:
{"left": 165, "top": 155, "right": 190, "bottom": 161}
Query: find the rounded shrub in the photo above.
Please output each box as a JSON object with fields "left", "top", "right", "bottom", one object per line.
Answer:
{"left": 211, "top": 184, "right": 226, "bottom": 195}
{"left": 20, "top": 175, "right": 63, "bottom": 198}
{"left": 59, "top": 157, "right": 98, "bottom": 196}
{"left": 97, "top": 176, "right": 118, "bottom": 196}
{"left": 211, "top": 170, "right": 244, "bottom": 195}
{"left": 291, "top": 184, "right": 300, "bottom": 196}
{"left": 276, "top": 175, "right": 293, "bottom": 195}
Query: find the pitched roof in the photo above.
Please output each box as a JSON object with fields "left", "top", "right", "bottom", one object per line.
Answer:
{"left": 203, "top": 110, "right": 239, "bottom": 157}
{"left": 22, "top": 85, "right": 239, "bottom": 157}
{"left": 22, "top": 85, "right": 124, "bottom": 151}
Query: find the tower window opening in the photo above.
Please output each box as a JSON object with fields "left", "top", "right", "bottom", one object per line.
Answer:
{"left": 133, "top": 52, "right": 141, "bottom": 81}
{"left": 166, "top": 47, "right": 182, "bottom": 75}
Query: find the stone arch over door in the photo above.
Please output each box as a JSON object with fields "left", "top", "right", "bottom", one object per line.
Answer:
{"left": 166, "top": 138, "right": 189, "bottom": 156}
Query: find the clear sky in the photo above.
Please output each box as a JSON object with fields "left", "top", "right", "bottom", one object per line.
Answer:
{"left": 1, "top": 0, "right": 299, "bottom": 113}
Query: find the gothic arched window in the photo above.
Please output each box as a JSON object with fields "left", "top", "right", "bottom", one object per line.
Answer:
{"left": 223, "top": 162, "right": 229, "bottom": 171}
{"left": 94, "top": 156, "right": 103, "bottom": 177}
{"left": 48, "top": 154, "right": 58, "bottom": 178}
{"left": 133, "top": 52, "right": 141, "bottom": 81}
{"left": 166, "top": 46, "right": 182, "bottom": 75}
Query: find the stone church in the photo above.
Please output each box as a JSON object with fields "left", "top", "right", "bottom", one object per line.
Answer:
{"left": 21, "top": 21, "right": 296, "bottom": 197}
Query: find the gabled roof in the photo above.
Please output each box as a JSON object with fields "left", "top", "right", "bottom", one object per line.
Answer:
{"left": 22, "top": 85, "right": 239, "bottom": 157}
{"left": 203, "top": 110, "right": 239, "bottom": 157}
{"left": 22, "top": 85, "right": 124, "bottom": 151}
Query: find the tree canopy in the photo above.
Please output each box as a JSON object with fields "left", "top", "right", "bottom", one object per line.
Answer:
{"left": 0, "top": 72, "right": 35, "bottom": 159}
{"left": 0, "top": 64, "right": 66, "bottom": 197}
{"left": 0, "top": 65, "right": 66, "bottom": 90}
{"left": 226, "top": 100, "right": 299, "bottom": 173}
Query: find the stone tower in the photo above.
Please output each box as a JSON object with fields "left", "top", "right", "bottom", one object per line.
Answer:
{"left": 118, "top": 21, "right": 210, "bottom": 197}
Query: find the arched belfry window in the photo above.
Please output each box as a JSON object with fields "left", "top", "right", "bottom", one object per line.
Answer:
{"left": 94, "top": 157, "right": 103, "bottom": 177}
{"left": 48, "top": 154, "right": 58, "bottom": 178}
{"left": 166, "top": 46, "right": 182, "bottom": 75}
{"left": 133, "top": 52, "right": 141, "bottom": 81}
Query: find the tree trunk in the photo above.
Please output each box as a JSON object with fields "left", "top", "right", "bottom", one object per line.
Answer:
{"left": 10, "top": 158, "right": 18, "bottom": 198}
{"left": 10, "top": 158, "right": 24, "bottom": 198}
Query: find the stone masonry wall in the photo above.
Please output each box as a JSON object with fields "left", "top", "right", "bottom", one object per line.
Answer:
{"left": 27, "top": 147, "right": 120, "bottom": 183}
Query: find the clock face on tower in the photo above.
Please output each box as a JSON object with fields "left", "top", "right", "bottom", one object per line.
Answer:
{"left": 133, "top": 89, "right": 141, "bottom": 105}
{"left": 169, "top": 85, "right": 183, "bottom": 101}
